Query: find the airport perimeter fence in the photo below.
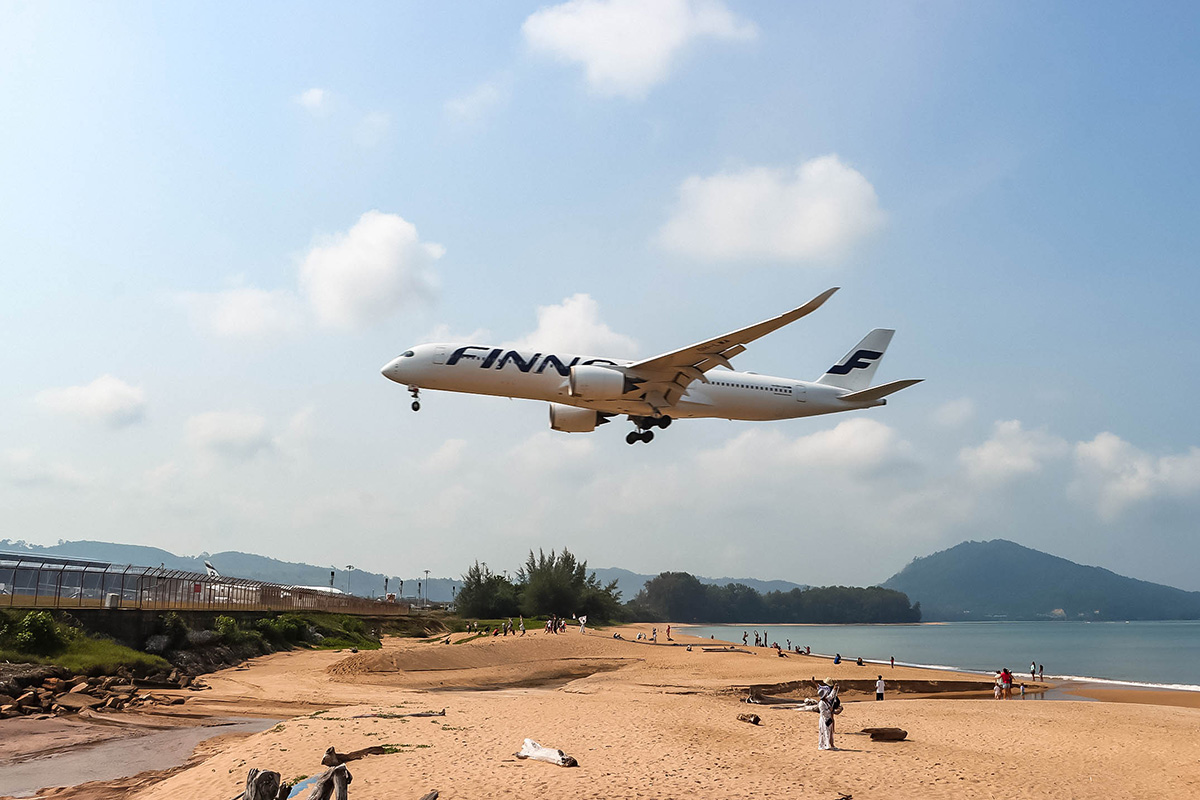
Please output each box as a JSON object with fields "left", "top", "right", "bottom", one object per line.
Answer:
{"left": 0, "top": 552, "right": 410, "bottom": 617}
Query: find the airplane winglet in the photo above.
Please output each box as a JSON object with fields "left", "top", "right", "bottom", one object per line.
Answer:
{"left": 839, "top": 379, "right": 923, "bottom": 403}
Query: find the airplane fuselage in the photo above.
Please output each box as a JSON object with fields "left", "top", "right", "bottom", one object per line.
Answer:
{"left": 382, "top": 343, "right": 883, "bottom": 421}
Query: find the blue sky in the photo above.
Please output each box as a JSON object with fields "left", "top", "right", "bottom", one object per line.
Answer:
{"left": 3, "top": 1, "right": 1199, "bottom": 593}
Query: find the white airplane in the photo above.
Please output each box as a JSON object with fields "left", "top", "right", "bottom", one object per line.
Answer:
{"left": 381, "top": 288, "right": 921, "bottom": 444}
{"left": 204, "top": 561, "right": 345, "bottom": 596}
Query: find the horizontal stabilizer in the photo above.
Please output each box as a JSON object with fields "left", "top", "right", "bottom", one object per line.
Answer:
{"left": 839, "top": 379, "right": 923, "bottom": 403}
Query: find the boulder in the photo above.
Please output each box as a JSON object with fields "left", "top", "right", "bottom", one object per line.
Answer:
{"left": 54, "top": 693, "right": 104, "bottom": 710}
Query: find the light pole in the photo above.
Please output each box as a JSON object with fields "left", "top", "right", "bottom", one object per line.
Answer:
{"left": 424, "top": 569, "right": 430, "bottom": 607}
{"left": 345, "top": 565, "right": 354, "bottom": 595}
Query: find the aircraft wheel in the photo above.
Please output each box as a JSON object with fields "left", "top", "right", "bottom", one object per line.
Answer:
{"left": 411, "top": 401, "right": 421, "bottom": 412}
{"left": 626, "top": 432, "right": 639, "bottom": 445}
{"left": 642, "top": 430, "right": 655, "bottom": 443}
{"left": 657, "top": 417, "right": 672, "bottom": 429}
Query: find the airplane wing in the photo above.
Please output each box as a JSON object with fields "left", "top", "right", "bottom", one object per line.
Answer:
{"left": 623, "top": 287, "right": 839, "bottom": 409}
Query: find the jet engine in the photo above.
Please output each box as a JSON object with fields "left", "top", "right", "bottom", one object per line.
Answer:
{"left": 549, "top": 403, "right": 604, "bottom": 433}
{"left": 568, "top": 365, "right": 628, "bottom": 399}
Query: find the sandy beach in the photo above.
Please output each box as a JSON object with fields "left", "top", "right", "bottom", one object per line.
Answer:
{"left": 8, "top": 625, "right": 1200, "bottom": 799}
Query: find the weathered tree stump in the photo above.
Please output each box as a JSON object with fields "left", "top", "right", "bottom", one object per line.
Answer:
{"left": 244, "top": 768, "right": 282, "bottom": 800}
{"left": 304, "top": 764, "right": 352, "bottom": 800}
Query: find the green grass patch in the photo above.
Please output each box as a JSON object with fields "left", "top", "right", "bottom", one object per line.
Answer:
{"left": 0, "top": 636, "right": 169, "bottom": 675}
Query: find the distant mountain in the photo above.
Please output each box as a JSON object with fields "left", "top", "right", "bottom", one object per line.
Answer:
{"left": 591, "top": 567, "right": 806, "bottom": 601}
{"left": 882, "top": 539, "right": 1200, "bottom": 621}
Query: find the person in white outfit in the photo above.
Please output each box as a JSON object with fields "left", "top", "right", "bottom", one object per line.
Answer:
{"left": 817, "top": 678, "right": 838, "bottom": 750}
{"left": 578, "top": 615, "right": 587, "bottom": 634}
{"left": 875, "top": 675, "right": 885, "bottom": 700}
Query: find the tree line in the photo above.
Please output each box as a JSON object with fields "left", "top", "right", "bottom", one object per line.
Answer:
{"left": 455, "top": 551, "right": 920, "bottom": 624}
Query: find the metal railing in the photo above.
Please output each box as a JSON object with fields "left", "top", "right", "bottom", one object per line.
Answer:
{"left": 0, "top": 552, "right": 409, "bottom": 616}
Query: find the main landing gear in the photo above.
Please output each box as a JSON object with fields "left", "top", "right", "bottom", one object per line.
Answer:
{"left": 408, "top": 386, "right": 421, "bottom": 412}
{"left": 626, "top": 415, "right": 671, "bottom": 445}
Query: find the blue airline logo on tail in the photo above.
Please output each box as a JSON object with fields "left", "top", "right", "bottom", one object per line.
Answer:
{"left": 827, "top": 349, "right": 883, "bottom": 375}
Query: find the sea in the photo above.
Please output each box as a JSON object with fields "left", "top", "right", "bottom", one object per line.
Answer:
{"left": 679, "top": 620, "right": 1200, "bottom": 691}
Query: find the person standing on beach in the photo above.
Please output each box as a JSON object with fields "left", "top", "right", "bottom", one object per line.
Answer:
{"left": 875, "top": 675, "right": 885, "bottom": 700}
{"left": 578, "top": 615, "right": 588, "bottom": 635}
{"left": 666, "top": 625, "right": 672, "bottom": 641}
{"left": 890, "top": 655, "right": 895, "bottom": 669}
{"left": 743, "top": 631, "right": 748, "bottom": 646}
{"left": 817, "top": 679, "right": 838, "bottom": 750}
{"left": 1039, "top": 664, "right": 1044, "bottom": 681}
{"left": 1031, "top": 661, "right": 1036, "bottom": 681}
{"left": 519, "top": 616, "right": 526, "bottom": 636}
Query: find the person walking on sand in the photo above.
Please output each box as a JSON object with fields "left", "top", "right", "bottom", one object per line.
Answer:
{"left": 817, "top": 679, "right": 838, "bottom": 750}
{"left": 743, "top": 631, "right": 748, "bottom": 646}
{"left": 890, "top": 655, "right": 895, "bottom": 669}
{"left": 875, "top": 675, "right": 885, "bottom": 701}
{"left": 651, "top": 627, "right": 657, "bottom": 643}
{"left": 578, "top": 615, "right": 588, "bottom": 634}
{"left": 1039, "top": 664, "right": 1044, "bottom": 681}
{"left": 666, "top": 624, "right": 672, "bottom": 641}
{"left": 1031, "top": 661, "right": 1036, "bottom": 681}
{"left": 519, "top": 616, "right": 526, "bottom": 636}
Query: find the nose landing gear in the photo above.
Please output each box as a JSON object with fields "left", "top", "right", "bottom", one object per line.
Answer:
{"left": 626, "top": 430, "right": 654, "bottom": 445}
{"left": 408, "top": 386, "right": 421, "bottom": 412}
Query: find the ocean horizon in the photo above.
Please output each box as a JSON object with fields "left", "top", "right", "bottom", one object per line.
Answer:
{"left": 678, "top": 620, "right": 1200, "bottom": 691}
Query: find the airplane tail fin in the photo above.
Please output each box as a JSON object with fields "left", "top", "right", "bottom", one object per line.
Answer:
{"left": 816, "top": 329, "right": 895, "bottom": 391}
{"left": 204, "top": 561, "right": 220, "bottom": 578}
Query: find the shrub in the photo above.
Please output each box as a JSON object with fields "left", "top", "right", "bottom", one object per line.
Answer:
{"left": 158, "top": 612, "right": 189, "bottom": 650}
{"left": 13, "top": 611, "right": 64, "bottom": 655}
{"left": 214, "top": 615, "right": 239, "bottom": 641}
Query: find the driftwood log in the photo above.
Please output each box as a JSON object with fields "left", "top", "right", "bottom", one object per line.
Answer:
{"left": 304, "top": 764, "right": 352, "bottom": 800}
{"left": 860, "top": 726, "right": 908, "bottom": 741}
{"left": 321, "top": 745, "right": 387, "bottom": 766}
{"left": 417, "top": 793, "right": 439, "bottom": 800}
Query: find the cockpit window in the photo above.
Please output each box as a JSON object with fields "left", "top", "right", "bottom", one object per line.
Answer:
{"left": 401, "top": 350, "right": 415, "bottom": 357}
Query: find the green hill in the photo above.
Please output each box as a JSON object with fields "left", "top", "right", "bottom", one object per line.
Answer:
{"left": 881, "top": 539, "right": 1200, "bottom": 621}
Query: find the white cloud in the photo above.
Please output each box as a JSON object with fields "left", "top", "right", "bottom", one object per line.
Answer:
{"left": 506, "top": 294, "right": 638, "bottom": 357}
{"left": 35, "top": 375, "right": 146, "bottom": 427}
{"left": 2, "top": 448, "right": 93, "bottom": 488}
{"left": 656, "top": 154, "right": 886, "bottom": 262}
{"left": 300, "top": 211, "right": 443, "bottom": 329}
{"left": 958, "top": 420, "right": 1068, "bottom": 483}
{"left": 697, "top": 418, "right": 908, "bottom": 478}
{"left": 419, "top": 323, "right": 492, "bottom": 344}
{"left": 185, "top": 411, "right": 273, "bottom": 461}
{"left": 522, "top": 0, "right": 756, "bottom": 98}
{"left": 1072, "top": 432, "right": 1200, "bottom": 520}
{"left": 355, "top": 111, "right": 391, "bottom": 147}
{"left": 179, "top": 286, "right": 305, "bottom": 340}
{"left": 445, "top": 79, "right": 510, "bottom": 122}
{"left": 932, "top": 398, "right": 975, "bottom": 428}
{"left": 296, "top": 87, "right": 330, "bottom": 114}
{"left": 425, "top": 439, "right": 468, "bottom": 473}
